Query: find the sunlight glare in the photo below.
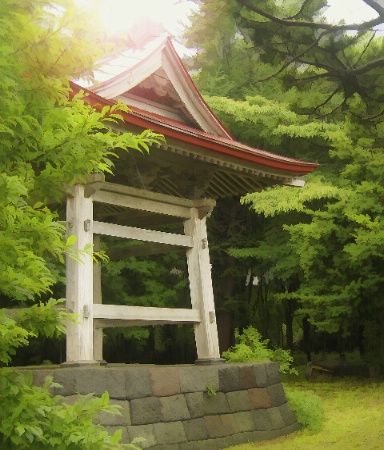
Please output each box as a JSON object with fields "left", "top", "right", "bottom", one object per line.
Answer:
{"left": 98, "top": 0, "right": 195, "bottom": 36}
{"left": 325, "top": 0, "right": 377, "bottom": 24}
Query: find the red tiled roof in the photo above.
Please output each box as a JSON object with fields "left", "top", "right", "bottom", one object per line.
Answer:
{"left": 70, "top": 81, "right": 318, "bottom": 177}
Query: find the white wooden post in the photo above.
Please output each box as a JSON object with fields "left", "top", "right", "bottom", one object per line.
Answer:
{"left": 65, "top": 184, "right": 96, "bottom": 364}
{"left": 184, "top": 207, "right": 223, "bottom": 362}
{"left": 93, "top": 234, "right": 104, "bottom": 362}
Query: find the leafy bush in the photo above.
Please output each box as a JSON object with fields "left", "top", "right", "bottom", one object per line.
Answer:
{"left": 0, "top": 368, "right": 143, "bottom": 449}
{"left": 222, "top": 326, "right": 298, "bottom": 375}
{"left": 284, "top": 385, "right": 325, "bottom": 431}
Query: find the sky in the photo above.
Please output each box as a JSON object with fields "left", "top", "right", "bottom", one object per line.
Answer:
{"left": 325, "top": 0, "right": 378, "bottom": 24}
{"left": 92, "top": 0, "right": 379, "bottom": 37}
{"left": 96, "top": 0, "right": 197, "bottom": 37}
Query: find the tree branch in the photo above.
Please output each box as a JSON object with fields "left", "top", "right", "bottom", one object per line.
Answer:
{"left": 253, "top": 30, "right": 328, "bottom": 83}
{"left": 362, "top": 0, "right": 384, "bottom": 17}
{"left": 349, "top": 55, "right": 384, "bottom": 75}
{"left": 286, "top": 0, "right": 313, "bottom": 20}
{"left": 237, "top": 0, "right": 384, "bottom": 31}
{"left": 314, "top": 86, "right": 343, "bottom": 112}
{"left": 351, "top": 32, "right": 376, "bottom": 69}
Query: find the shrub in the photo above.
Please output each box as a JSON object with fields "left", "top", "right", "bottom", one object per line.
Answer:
{"left": 222, "top": 326, "right": 298, "bottom": 375}
{"left": 284, "top": 385, "right": 325, "bottom": 431}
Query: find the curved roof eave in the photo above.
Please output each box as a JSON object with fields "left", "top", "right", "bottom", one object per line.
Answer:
{"left": 70, "top": 81, "right": 319, "bottom": 177}
{"left": 86, "top": 36, "right": 233, "bottom": 139}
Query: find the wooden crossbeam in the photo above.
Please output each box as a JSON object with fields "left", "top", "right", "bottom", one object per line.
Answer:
{"left": 93, "top": 221, "right": 193, "bottom": 247}
{"left": 93, "top": 304, "right": 201, "bottom": 328}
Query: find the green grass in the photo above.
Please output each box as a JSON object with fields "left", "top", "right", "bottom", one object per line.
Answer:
{"left": 225, "top": 379, "right": 384, "bottom": 449}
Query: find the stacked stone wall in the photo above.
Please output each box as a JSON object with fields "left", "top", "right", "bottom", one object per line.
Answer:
{"left": 31, "top": 362, "right": 299, "bottom": 449}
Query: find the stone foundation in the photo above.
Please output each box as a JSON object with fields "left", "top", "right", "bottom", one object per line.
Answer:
{"left": 30, "top": 362, "right": 299, "bottom": 449}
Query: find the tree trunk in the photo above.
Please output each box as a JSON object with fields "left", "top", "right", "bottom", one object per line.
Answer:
{"left": 302, "top": 316, "right": 312, "bottom": 362}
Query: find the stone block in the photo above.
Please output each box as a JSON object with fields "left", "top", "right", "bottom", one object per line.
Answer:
{"left": 183, "top": 418, "right": 209, "bottom": 441}
{"left": 154, "top": 442, "right": 222, "bottom": 450}
{"left": 279, "top": 401, "right": 298, "bottom": 426}
{"left": 95, "top": 399, "right": 130, "bottom": 426}
{"left": 220, "top": 413, "right": 236, "bottom": 435}
{"left": 204, "top": 415, "right": 233, "bottom": 438}
{"left": 105, "top": 368, "right": 127, "bottom": 400}
{"left": 283, "top": 421, "right": 301, "bottom": 434}
{"left": 231, "top": 411, "right": 256, "bottom": 433}
{"left": 160, "top": 394, "right": 190, "bottom": 422}
{"left": 265, "top": 362, "right": 281, "bottom": 385}
{"left": 61, "top": 394, "right": 81, "bottom": 405}
{"left": 248, "top": 387, "right": 272, "bottom": 409}
{"left": 104, "top": 425, "right": 129, "bottom": 443}
{"left": 153, "top": 421, "right": 186, "bottom": 445}
{"left": 130, "top": 397, "right": 162, "bottom": 425}
{"left": 226, "top": 390, "right": 251, "bottom": 412}
{"left": 203, "top": 392, "right": 230, "bottom": 415}
{"left": 204, "top": 436, "right": 238, "bottom": 450}
{"left": 127, "top": 424, "right": 156, "bottom": 449}
{"left": 267, "top": 383, "right": 287, "bottom": 406}
{"left": 28, "top": 364, "right": 300, "bottom": 450}
{"left": 218, "top": 365, "right": 240, "bottom": 392}
{"left": 230, "top": 430, "right": 266, "bottom": 446}
{"left": 252, "top": 364, "right": 268, "bottom": 388}
{"left": 268, "top": 406, "right": 286, "bottom": 429}
{"left": 149, "top": 366, "right": 181, "bottom": 397}
{"left": 185, "top": 392, "right": 204, "bottom": 418}
{"left": 32, "top": 369, "right": 55, "bottom": 389}
{"left": 239, "top": 364, "right": 257, "bottom": 389}
{"left": 75, "top": 368, "right": 108, "bottom": 396}
{"left": 53, "top": 368, "right": 80, "bottom": 396}
{"left": 251, "top": 409, "right": 273, "bottom": 431}
{"left": 124, "top": 366, "right": 151, "bottom": 399}
{"left": 249, "top": 428, "right": 287, "bottom": 442}
{"left": 179, "top": 366, "right": 219, "bottom": 393}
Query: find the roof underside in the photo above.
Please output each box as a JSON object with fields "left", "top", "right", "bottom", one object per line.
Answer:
{"left": 73, "top": 34, "right": 318, "bottom": 201}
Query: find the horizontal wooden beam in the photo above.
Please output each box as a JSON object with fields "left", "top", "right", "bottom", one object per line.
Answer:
{"left": 93, "top": 304, "right": 201, "bottom": 328}
{"left": 92, "top": 182, "right": 216, "bottom": 219}
{"left": 93, "top": 189, "right": 192, "bottom": 219}
{"left": 93, "top": 221, "right": 193, "bottom": 247}
{"left": 94, "top": 319, "right": 196, "bottom": 328}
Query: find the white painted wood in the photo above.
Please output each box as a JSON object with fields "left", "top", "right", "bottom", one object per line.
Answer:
{"left": 94, "top": 319, "right": 195, "bottom": 328}
{"left": 184, "top": 207, "right": 221, "bottom": 360}
{"left": 93, "top": 304, "right": 200, "bottom": 324}
{"left": 65, "top": 181, "right": 220, "bottom": 363}
{"left": 92, "top": 50, "right": 163, "bottom": 99}
{"left": 100, "top": 182, "right": 214, "bottom": 208}
{"left": 66, "top": 185, "right": 95, "bottom": 362}
{"left": 287, "top": 178, "right": 306, "bottom": 187}
{"left": 93, "top": 190, "right": 191, "bottom": 219}
{"left": 93, "top": 182, "right": 215, "bottom": 218}
{"left": 93, "top": 234, "right": 103, "bottom": 361}
{"left": 93, "top": 221, "right": 193, "bottom": 247}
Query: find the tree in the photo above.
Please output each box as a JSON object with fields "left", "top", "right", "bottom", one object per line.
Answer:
{"left": 227, "top": 0, "right": 384, "bottom": 115}
{"left": 0, "top": 0, "right": 162, "bottom": 447}
{"left": 185, "top": 0, "right": 384, "bottom": 364}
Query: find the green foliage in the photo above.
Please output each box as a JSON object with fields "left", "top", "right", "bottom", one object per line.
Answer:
{"left": 0, "top": 312, "right": 31, "bottom": 365}
{"left": 0, "top": 368, "right": 140, "bottom": 449}
{"left": 222, "top": 327, "right": 298, "bottom": 375}
{"left": 0, "top": 0, "right": 164, "bottom": 447}
{"left": 100, "top": 236, "right": 194, "bottom": 363}
{"left": 224, "top": 380, "right": 384, "bottom": 449}
{"left": 284, "top": 385, "right": 325, "bottom": 432}
{"left": 186, "top": 0, "right": 384, "bottom": 362}
{"left": 206, "top": 384, "right": 217, "bottom": 397}
{"left": 17, "top": 299, "right": 71, "bottom": 338}
{"left": 0, "top": 0, "right": 163, "bottom": 302}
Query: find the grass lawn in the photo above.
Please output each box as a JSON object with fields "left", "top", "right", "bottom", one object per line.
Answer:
{"left": 225, "top": 379, "right": 384, "bottom": 449}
